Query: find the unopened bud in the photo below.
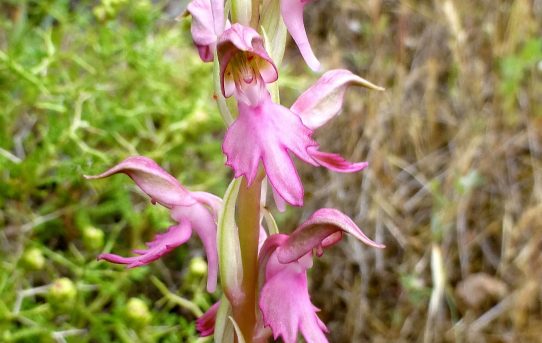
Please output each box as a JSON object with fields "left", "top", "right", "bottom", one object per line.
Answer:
{"left": 126, "top": 298, "right": 151, "bottom": 326}
{"left": 22, "top": 248, "right": 45, "bottom": 270}
{"left": 189, "top": 256, "right": 208, "bottom": 277}
{"left": 48, "top": 278, "right": 77, "bottom": 305}
{"left": 82, "top": 226, "right": 105, "bottom": 251}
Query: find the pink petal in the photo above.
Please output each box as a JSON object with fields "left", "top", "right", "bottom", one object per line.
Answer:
{"left": 222, "top": 91, "right": 318, "bottom": 207}
{"left": 291, "top": 69, "right": 384, "bottom": 130}
{"left": 191, "top": 191, "right": 223, "bottom": 221}
{"left": 280, "top": 0, "right": 320, "bottom": 71}
{"left": 309, "top": 147, "right": 369, "bottom": 173}
{"left": 259, "top": 249, "right": 328, "bottom": 343}
{"left": 171, "top": 202, "right": 219, "bottom": 293}
{"left": 85, "top": 156, "right": 194, "bottom": 208}
{"left": 97, "top": 222, "right": 192, "bottom": 268}
{"left": 196, "top": 301, "right": 221, "bottom": 337}
{"left": 186, "top": 0, "right": 225, "bottom": 62}
{"left": 277, "top": 208, "right": 385, "bottom": 264}
{"left": 217, "top": 24, "right": 278, "bottom": 97}
{"left": 271, "top": 184, "right": 287, "bottom": 212}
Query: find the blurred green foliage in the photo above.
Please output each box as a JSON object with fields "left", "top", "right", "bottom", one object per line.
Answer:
{"left": 499, "top": 37, "right": 542, "bottom": 115}
{"left": 0, "top": 0, "right": 227, "bottom": 341}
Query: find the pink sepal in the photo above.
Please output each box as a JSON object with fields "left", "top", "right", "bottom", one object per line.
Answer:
{"left": 84, "top": 156, "right": 194, "bottom": 208}
{"left": 280, "top": 0, "right": 320, "bottom": 71}
{"left": 291, "top": 69, "right": 384, "bottom": 130}
{"left": 277, "top": 208, "right": 385, "bottom": 264}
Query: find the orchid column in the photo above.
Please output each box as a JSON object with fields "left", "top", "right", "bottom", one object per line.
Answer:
{"left": 87, "top": 0, "right": 385, "bottom": 342}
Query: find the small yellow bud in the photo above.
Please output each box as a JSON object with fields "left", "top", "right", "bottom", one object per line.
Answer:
{"left": 82, "top": 226, "right": 105, "bottom": 251}
{"left": 189, "top": 257, "right": 208, "bottom": 277}
{"left": 48, "top": 278, "right": 77, "bottom": 305}
{"left": 21, "top": 248, "right": 45, "bottom": 270}
{"left": 126, "top": 298, "right": 152, "bottom": 327}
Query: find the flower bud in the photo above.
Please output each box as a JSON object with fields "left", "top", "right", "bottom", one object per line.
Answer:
{"left": 82, "top": 226, "right": 105, "bottom": 251}
{"left": 189, "top": 256, "right": 208, "bottom": 277}
{"left": 21, "top": 247, "right": 45, "bottom": 270}
{"left": 126, "top": 298, "right": 152, "bottom": 327}
{"left": 48, "top": 278, "right": 77, "bottom": 305}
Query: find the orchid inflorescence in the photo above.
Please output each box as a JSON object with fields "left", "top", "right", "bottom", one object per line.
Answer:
{"left": 86, "top": 0, "right": 384, "bottom": 342}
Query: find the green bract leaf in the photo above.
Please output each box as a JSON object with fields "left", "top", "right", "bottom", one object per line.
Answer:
{"left": 261, "top": 0, "right": 287, "bottom": 65}
{"left": 229, "top": 316, "right": 246, "bottom": 343}
{"left": 262, "top": 208, "right": 279, "bottom": 235}
{"left": 217, "top": 178, "right": 243, "bottom": 304}
{"left": 214, "top": 295, "right": 234, "bottom": 343}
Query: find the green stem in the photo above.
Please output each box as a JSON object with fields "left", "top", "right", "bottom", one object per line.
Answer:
{"left": 233, "top": 176, "right": 262, "bottom": 342}
{"left": 250, "top": 0, "right": 259, "bottom": 29}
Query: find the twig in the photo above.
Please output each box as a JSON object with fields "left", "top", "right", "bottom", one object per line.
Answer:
{"left": 150, "top": 276, "right": 203, "bottom": 317}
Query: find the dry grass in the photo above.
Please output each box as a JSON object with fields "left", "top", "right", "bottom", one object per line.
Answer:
{"left": 295, "top": 1, "right": 542, "bottom": 342}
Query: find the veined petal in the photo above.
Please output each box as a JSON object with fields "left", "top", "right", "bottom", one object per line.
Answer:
{"left": 291, "top": 69, "right": 384, "bottom": 130}
{"left": 186, "top": 0, "right": 225, "bottom": 62}
{"left": 222, "top": 91, "right": 318, "bottom": 207}
{"left": 196, "top": 301, "right": 221, "bottom": 337}
{"left": 309, "top": 147, "right": 369, "bottom": 173}
{"left": 172, "top": 202, "right": 219, "bottom": 293}
{"left": 280, "top": 0, "right": 320, "bottom": 71}
{"left": 84, "top": 156, "right": 195, "bottom": 208}
{"left": 277, "top": 208, "right": 385, "bottom": 264}
{"left": 97, "top": 222, "right": 192, "bottom": 268}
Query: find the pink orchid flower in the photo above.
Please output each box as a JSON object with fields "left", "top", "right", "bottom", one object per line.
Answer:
{"left": 280, "top": 0, "right": 319, "bottom": 71}
{"left": 193, "top": 209, "right": 384, "bottom": 342}
{"left": 85, "top": 156, "right": 221, "bottom": 293}
{"left": 218, "top": 28, "right": 381, "bottom": 208}
{"left": 257, "top": 208, "right": 385, "bottom": 343}
{"left": 186, "top": 0, "right": 227, "bottom": 62}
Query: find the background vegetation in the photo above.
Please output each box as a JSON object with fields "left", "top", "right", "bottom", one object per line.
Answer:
{"left": 0, "top": 0, "right": 541, "bottom": 342}
{"left": 1, "top": 0, "right": 225, "bottom": 341}
{"left": 300, "top": 1, "right": 542, "bottom": 342}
